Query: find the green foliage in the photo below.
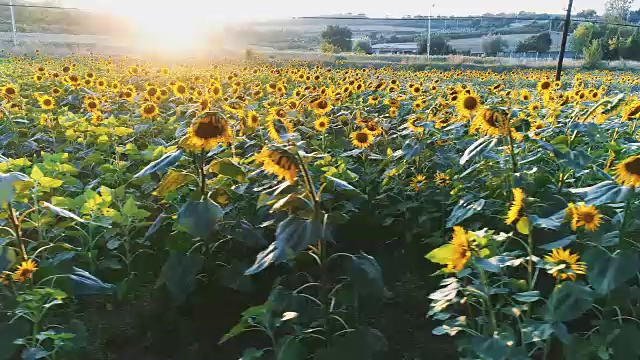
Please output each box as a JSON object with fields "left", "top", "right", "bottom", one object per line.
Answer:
{"left": 320, "top": 25, "right": 353, "bottom": 53}
{"left": 352, "top": 40, "right": 372, "bottom": 54}
{"left": 417, "top": 34, "right": 454, "bottom": 55}
{"left": 582, "top": 39, "right": 603, "bottom": 69}
{"left": 481, "top": 35, "right": 508, "bottom": 56}
{"left": 515, "top": 32, "right": 552, "bottom": 53}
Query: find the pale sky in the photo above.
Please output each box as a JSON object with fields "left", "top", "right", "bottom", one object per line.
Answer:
{"left": 74, "top": 0, "right": 624, "bottom": 22}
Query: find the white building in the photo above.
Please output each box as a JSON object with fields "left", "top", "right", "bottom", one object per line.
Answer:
{"left": 371, "top": 42, "right": 419, "bottom": 55}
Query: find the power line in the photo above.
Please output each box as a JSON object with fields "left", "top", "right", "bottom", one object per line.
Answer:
{"left": 295, "top": 15, "right": 640, "bottom": 29}
{"left": 0, "top": 3, "right": 81, "bottom": 11}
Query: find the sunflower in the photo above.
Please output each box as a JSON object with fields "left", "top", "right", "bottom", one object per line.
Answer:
{"left": 173, "top": 82, "right": 188, "bottom": 97}
{"left": 614, "top": 154, "right": 640, "bottom": 187}
{"left": 528, "top": 102, "right": 541, "bottom": 112}
{"left": 84, "top": 97, "right": 100, "bottom": 112}
{"left": 255, "top": 147, "right": 298, "bottom": 183}
{"left": 181, "top": 112, "right": 231, "bottom": 151}
{"left": 471, "top": 108, "right": 508, "bottom": 136}
{"left": 435, "top": 172, "right": 451, "bottom": 187}
{"left": 544, "top": 248, "right": 586, "bottom": 281}
{"left": 407, "top": 115, "right": 425, "bottom": 133}
{"left": 506, "top": 188, "right": 525, "bottom": 225}
{"left": 2, "top": 84, "right": 18, "bottom": 98}
{"left": 363, "top": 120, "right": 383, "bottom": 136}
{"left": 410, "top": 174, "right": 427, "bottom": 192}
{"left": 91, "top": 111, "right": 104, "bottom": 124}
{"left": 350, "top": 131, "right": 373, "bottom": 149}
{"left": 51, "top": 87, "right": 62, "bottom": 97}
{"left": 537, "top": 80, "right": 552, "bottom": 92}
{"left": 13, "top": 259, "right": 38, "bottom": 282}
{"left": 622, "top": 102, "right": 640, "bottom": 121}
{"left": 314, "top": 117, "right": 329, "bottom": 132}
{"left": 247, "top": 110, "right": 261, "bottom": 128}
{"left": 38, "top": 95, "right": 55, "bottom": 110}
{"left": 519, "top": 90, "right": 531, "bottom": 101}
{"left": 389, "top": 107, "right": 398, "bottom": 117}
{"left": 457, "top": 93, "right": 481, "bottom": 116}
{"left": 569, "top": 203, "right": 602, "bottom": 231}
{"left": 311, "top": 98, "right": 331, "bottom": 114}
{"left": 266, "top": 116, "right": 294, "bottom": 143}
{"left": 368, "top": 95, "right": 380, "bottom": 105}
{"left": 140, "top": 102, "right": 159, "bottom": 119}
{"left": 447, "top": 226, "right": 472, "bottom": 272}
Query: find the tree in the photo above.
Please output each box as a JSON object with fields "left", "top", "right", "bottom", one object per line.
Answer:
{"left": 481, "top": 35, "right": 508, "bottom": 56}
{"left": 353, "top": 40, "right": 372, "bottom": 54}
{"left": 417, "top": 35, "right": 453, "bottom": 55}
{"left": 515, "top": 32, "right": 552, "bottom": 52}
{"left": 320, "top": 25, "right": 352, "bottom": 53}
{"left": 582, "top": 39, "right": 603, "bottom": 68}
{"left": 576, "top": 9, "right": 598, "bottom": 18}
{"left": 605, "top": 0, "right": 634, "bottom": 23}
{"left": 570, "top": 22, "right": 595, "bottom": 53}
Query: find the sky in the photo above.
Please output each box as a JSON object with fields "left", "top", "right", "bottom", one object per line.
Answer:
{"left": 73, "top": 0, "right": 625, "bottom": 22}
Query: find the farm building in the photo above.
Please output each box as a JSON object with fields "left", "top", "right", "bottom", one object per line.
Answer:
{"left": 371, "top": 42, "right": 419, "bottom": 55}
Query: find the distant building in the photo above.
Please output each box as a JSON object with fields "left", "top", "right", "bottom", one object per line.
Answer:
{"left": 371, "top": 42, "right": 419, "bottom": 55}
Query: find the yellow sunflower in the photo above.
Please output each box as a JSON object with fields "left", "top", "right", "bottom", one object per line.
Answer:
{"left": 447, "top": 226, "right": 472, "bottom": 272}
{"left": 84, "top": 97, "right": 100, "bottom": 112}
{"left": 247, "top": 110, "right": 261, "bottom": 128}
{"left": 350, "top": 131, "right": 373, "bottom": 149}
{"left": 410, "top": 174, "right": 427, "bottom": 192}
{"left": 13, "top": 259, "right": 38, "bottom": 283}
{"left": 614, "top": 154, "right": 640, "bottom": 187}
{"left": 311, "top": 98, "right": 331, "bottom": 114}
{"left": 173, "top": 82, "right": 189, "bottom": 97}
{"left": 255, "top": 147, "right": 298, "bottom": 183}
{"left": 407, "top": 115, "right": 425, "bottom": 133}
{"left": 180, "top": 112, "right": 231, "bottom": 152}
{"left": 457, "top": 93, "right": 481, "bottom": 116}
{"left": 38, "top": 95, "right": 55, "bottom": 110}
{"left": 544, "top": 248, "right": 586, "bottom": 281}
{"left": 537, "top": 80, "right": 552, "bottom": 92}
{"left": 266, "top": 116, "right": 294, "bottom": 143}
{"left": 471, "top": 108, "right": 508, "bottom": 136}
{"left": 140, "top": 102, "right": 159, "bottom": 119}
{"left": 314, "top": 117, "right": 330, "bottom": 132}
{"left": 569, "top": 203, "right": 602, "bottom": 231}
{"left": 52, "top": 87, "right": 62, "bottom": 96}
{"left": 506, "top": 188, "right": 525, "bottom": 225}
{"left": 435, "top": 172, "right": 451, "bottom": 187}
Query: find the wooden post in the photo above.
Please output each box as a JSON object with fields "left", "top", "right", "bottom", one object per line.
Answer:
{"left": 555, "top": 0, "right": 574, "bottom": 81}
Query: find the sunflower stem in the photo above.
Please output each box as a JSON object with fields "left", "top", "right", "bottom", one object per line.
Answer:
{"left": 620, "top": 196, "right": 634, "bottom": 243}
{"left": 7, "top": 202, "right": 27, "bottom": 260}
{"left": 478, "top": 265, "right": 498, "bottom": 335}
{"left": 505, "top": 130, "right": 519, "bottom": 176}
{"left": 199, "top": 150, "right": 207, "bottom": 197}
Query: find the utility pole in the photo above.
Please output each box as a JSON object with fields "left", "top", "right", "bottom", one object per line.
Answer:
{"left": 9, "top": 0, "right": 17, "bottom": 47}
{"left": 555, "top": 0, "right": 573, "bottom": 81}
{"left": 427, "top": 3, "right": 434, "bottom": 62}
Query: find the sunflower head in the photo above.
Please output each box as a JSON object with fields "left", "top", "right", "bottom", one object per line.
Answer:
{"left": 410, "top": 174, "right": 427, "bottom": 192}
{"left": 140, "top": 102, "right": 159, "bottom": 119}
{"left": 350, "top": 130, "right": 373, "bottom": 149}
{"left": 457, "top": 93, "right": 481, "bottom": 116}
{"left": 615, "top": 154, "right": 640, "bottom": 188}
{"left": 13, "top": 259, "right": 38, "bottom": 283}
{"left": 181, "top": 111, "right": 231, "bottom": 152}
{"left": 447, "top": 226, "right": 472, "bottom": 272}
{"left": 314, "top": 117, "right": 330, "bottom": 132}
{"left": 569, "top": 202, "right": 603, "bottom": 232}
{"left": 505, "top": 188, "right": 525, "bottom": 225}
{"left": 255, "top": 147, "right": 298, "bottom": 183}
{"left": 544, "top": 248, "right": 586, "bottom": 281}
{"left": 435, "top": 172, "right": 451, "bottom": 188}
{"left": 38, "top": 95, "right": 55, "bottom": 110}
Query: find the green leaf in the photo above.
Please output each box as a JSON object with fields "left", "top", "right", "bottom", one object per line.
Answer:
{"left": 570, "top": 181, "right": 635, "bottom": 206}
{"left": 401, "top": 139, "right": 424, "bottom": 160}
{"left": 0, "top": 172, "right": 30, "bottom": 205}
{"left": 520, "top": 320, "right": 554, "bottom": 344}
{"left": 208, "top": 158, "right": 247, "bottom": 182}
{"left": 583, "top": 247, "right": 639, "bottom": 295}
{"left": 460, "top": 136, "right": 498, "bottom": 165}
{"left": 513, "top": 291, "right": 541, "bottom": 303}
{"left": 545, "top": 282, "right": 594, "bottom": 322}
{"left": 156, "top": 252, "right": 204, "bottom": 304}
{"left": 553, "top": 149, "right": 593, "bottom": 171}
{"left": 68, "top": 267, "right": 113, "bottom": 296}
{"left": 0, "top": 318, "right": 29, "bottom": 360}
{"left": 40, "top": 202, "right": 84, "bottom": 223}
{"left": 0, "top": 246, "right": 17, "bottom": 272}
{"left": 245, "top": 215, "right": 323, "bottom": 275}
{"left": 446, "top": 196, "right": 485, "bottom": 227}
{"left": 349, "top": 253, "right": 387, "bottom": 300}
{"left": 425, "top": 244, "right": 454, "bottom": 265}
{"left": 121, "top": 197, "right": 151, "bottom": 219}
{"left": 539, "top": 235, "right": 576, "bottom": 251}
{"left": 277, "top": 336, "right": 307, "bottom": 360}
{"left": 241, "top": 348, "right": 264, "bottom": 360}
{"left": 177, "top": 199, "right": 223, "bottom": 238}
{"left": 133, "top": 149, "right": 184, "bottom": 178}
{"left": 529, "top": 212, "right": 564, "bottom": 230}
{"left": 323, "top": 175, "right": 363, "bottom": 197}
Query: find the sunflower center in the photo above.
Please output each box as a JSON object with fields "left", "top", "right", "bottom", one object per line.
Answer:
{"left": 316, "top": 100, "right": 328, "bottom": 109}
{"left": 463, "top": 96, "right": 478, "bottom": 111}
{"left": 148, "top": 88, "right": 158, "bottom": 96}
{"left": 195, "top": 117, "right": 227, "bottom": 139}
{"left": 355, "top": 132, "right": 369, "bottom": 143}
{"left": 541, "top": 81, "right": 551, "bottom": 90}
{"left": 144, "top": 104, "right": 156, "bottom": 114}
{"left": 624, "top": 157, "right": 640, "bottom": 175}
{"left": 628, "top": 105, "right": 640, "bottom": 118}
{"left": 43, "top": 99, "right": 52, "bottom": 106}
{"left": 177, "top": 85, "right": 186, "bottom": 94}
{"left": 5, "top": 87, "right": 15, "bottom": 95}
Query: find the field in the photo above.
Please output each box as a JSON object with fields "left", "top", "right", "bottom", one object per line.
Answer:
{"left": 1, "top": 53, "right": 640, "bottom": 360}
{"left": 448, "top": 31, "right": 568, "bottom": 53}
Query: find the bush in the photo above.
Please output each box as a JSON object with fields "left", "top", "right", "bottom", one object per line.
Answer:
{"left": 482, "top": 35, "right": 508, "bottom": 56}
{"left": 353, "top": 40, "right": 372, "bottom": 55}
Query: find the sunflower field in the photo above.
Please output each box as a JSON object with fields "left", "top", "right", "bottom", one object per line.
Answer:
{"left": 1, "top": 53, "right": 640, "bottom": 360}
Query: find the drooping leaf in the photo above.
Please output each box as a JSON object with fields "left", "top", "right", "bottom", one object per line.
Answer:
{"left": 570, "top": 181, "right": 635, "bottom": 206}
{"left": 68, "top": 267, "right": 113, "bottom": 295}
{"left": 446, "top": 196, "right": 485, "bottom": 228}
{"left": 529, "top": 212, "right": 565, "bottom": 230}
{"left": 40, "top": 202, "right": 84, "bottom": 223}
{"left": 460, "top": 136, "right": 498, "bottom": 165}
{"left": 323, "top": 175, "right": 363, "bottom": 197}
{"left": 177, "top": 199, "right": 223, "bottom": 238}
{"left": 0, "top": 172, "right": 30, "bottom": 205}
{"left": 133, "top": 149, "right": 184, "bottom": 178}
{"left": 208, "top": 158, "right": 247, "bottom": 182}
{"left": 245, "top": 215, "right": 323, "bottom": 275}
{"left": 425, "top": 244, "right": 454, "bottom": 266}
{"left": 156, "top": 252, "right": 204, "bottom": 304}
{"left": 349, "top": 253, "right": 387, "bottom": 300}
{"left": 152, "top": 170, "right": 193, "bottom": 196}
{"left": 513, "top": 291, "right": 541, "bottom": 303}
{"left": 520, "top": 320, "right": 554, "bottom": 344}
{"left": 583, "top": 247, "right": 639, "bottom": 295}
{"left": 401, "top": 139, "right": 424, "bottom": 160}
{"left": 539, "top": 235, "right": 576, "bottom": 251}
{"left": 545, "top": 282, "right": 594, "bottom": 322}
{"left": 553, "top": 149, "right": 593, "bottom": 171}
{"left": 313, "top": 327, "right": 387, "bottom": 360}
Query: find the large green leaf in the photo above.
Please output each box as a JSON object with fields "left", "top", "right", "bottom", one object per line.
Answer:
{"left": 208, "top": 158, "right": 247, "bottom": 182}
{"left": 68, "top": 267, "right": 113, "bottom": 295}
{"left": 349, "top": 253, "right": 387, "bottom": 300}
{"left": 0, "top": 172, "right": 30, "bottom": 205}
{"left": 133, "top": 149, "right": 184, "bottom": 178}
{"left": 0, "top": 319, "right": 28, "bottom": 360}
{"left": 245, "top": 215, "right": 323, "bottom": 275}
{"left": 520, "top": 320, "right": 554, "bottom": 344}
{"left": 156, "top": 252, "right": 204, "bottom": 304}
{"left": 545, "top": 282, "right": 594, "bottom": 322}
{"left": 460, "top": 136, "right": 498, "bottom": 165}
{"left": 323, "top": 175, "right": 363, "bottom": 198}
{"left": 570, "top": 181, "right": 635, "bottom": 206}
{"left": 177, "top": 199, "right": 224, "bottom": 238}
{"left": 553, "top": 149, "right": 593, "bottom": 171}
{"left": 0, "top": 246, "right": 17, "bottom": 272}
{"left": 446, "top": 196, "right": 485, "bottom": 227}
{"left": 583, "top": 247, "right": 639, "bottom": 295}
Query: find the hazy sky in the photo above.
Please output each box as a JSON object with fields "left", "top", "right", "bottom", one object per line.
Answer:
{"left": 75, "top": 0, "right": 628, "bottom": 21}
